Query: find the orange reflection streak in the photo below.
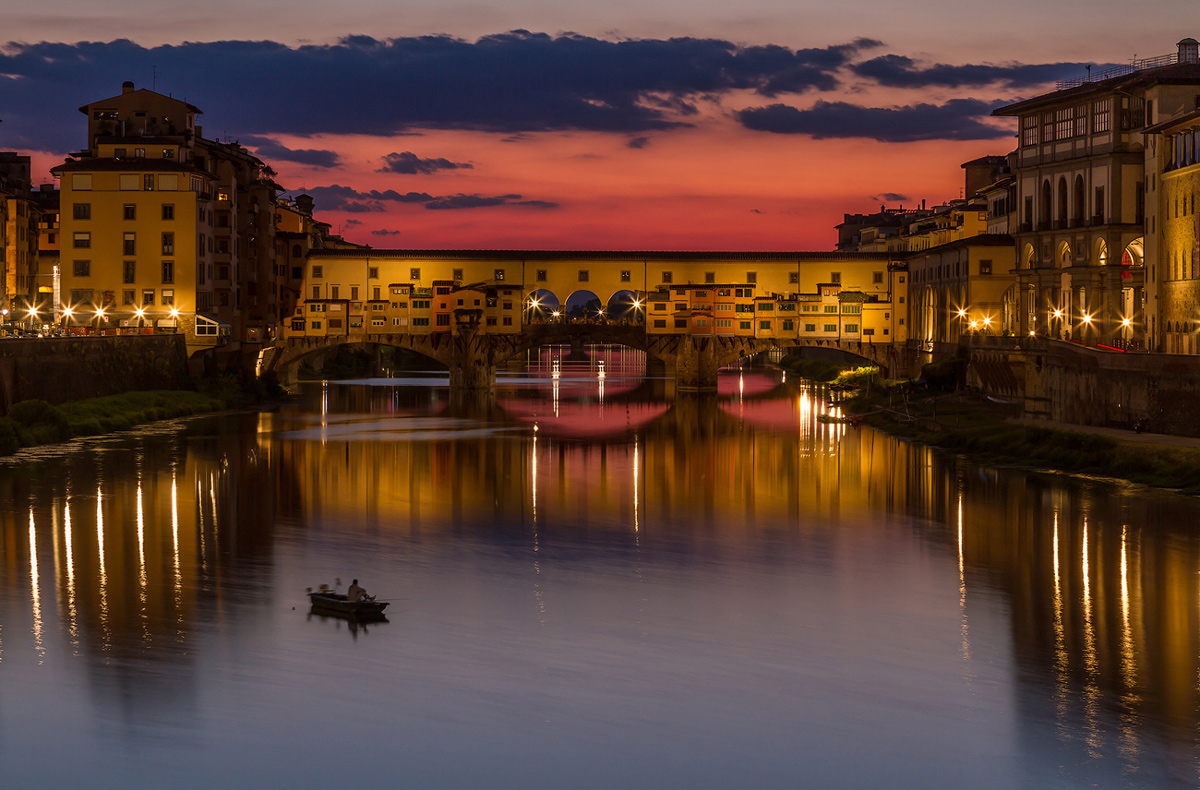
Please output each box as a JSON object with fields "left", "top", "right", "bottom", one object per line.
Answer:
{"left": 957, "top": 492, "right": 970, "bottom": 663}
{"left": 172, "top": 473, "right": 182, "bottom": 612}
{"left": 63, "top": 499, "right": 78, "bottom": 648}
{"left": 136, "top": 482, "right": 149, "bottom": 636}
{"left": 1051, "top": 510, "right": 1069, "bottom": 737}
{"left": 633, "top": 439, "right": 640, "bottom": 535}
{"left": 530, "top": 434, "right": 545, "bottom": 626}
{"left": 29, "top": 509, "right": 44, "bottom": 662}
{"left": 1081, "top": 517, "right": 1101, "bottom": 757}
{"left": 96, "top": 486, "right": 110, "bottom": 648}
{"left": 1118, "top": 524, "right": 1141, "bottom": 766}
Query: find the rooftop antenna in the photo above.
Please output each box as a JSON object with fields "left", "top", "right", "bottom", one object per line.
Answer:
{"left": 1086, "top": 64, "right": 1091, "bottom": 81}
{"left": 152, "top": 65, "right": 157, "bottom": 91}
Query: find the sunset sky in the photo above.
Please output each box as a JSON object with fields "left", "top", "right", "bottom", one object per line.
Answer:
{"left": 0, "top": 2, "right": 1191, "bottom": 249}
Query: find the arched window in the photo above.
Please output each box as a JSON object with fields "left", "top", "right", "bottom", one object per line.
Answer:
{"left": 292, "top": 244, "right": 302, "bottom": 258}
{"left": 1073, "top": 175, "right": 1086, "bottom": 225}
{"left": 1057, "top": 176, "right": 1068, "bottom": 225}
{"left": 1040, "top": 181, "right": 1052, "bottom": 228}
{"left": 1057, "top": 241, "right": 1072, "bottom": 269}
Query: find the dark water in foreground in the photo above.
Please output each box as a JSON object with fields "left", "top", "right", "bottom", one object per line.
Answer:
{"left": 3, "top": 356, "right": 1200, "bottom": 788}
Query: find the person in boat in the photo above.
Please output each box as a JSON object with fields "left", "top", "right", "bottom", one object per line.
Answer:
{"left": 346, "top": 579, "right": 369, "bottom": 602}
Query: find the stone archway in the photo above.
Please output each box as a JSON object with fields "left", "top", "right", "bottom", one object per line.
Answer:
{"left": 526, "top": 288, "right": 561, "bottom": 321}
{"left": 605, "top": 289, "right": 641, "bottom": 321}
{"left": 564, "top": 290, "right": 603, "bottom": 321}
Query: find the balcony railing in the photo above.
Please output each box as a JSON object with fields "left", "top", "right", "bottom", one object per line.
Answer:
{"left": 1056, "top": 51, "right": 1178, "bottom": 90}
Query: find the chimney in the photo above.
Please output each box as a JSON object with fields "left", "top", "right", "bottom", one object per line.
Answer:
{"left": 1180, "top": 38, "right": 1199, "bottom": 64}
{"left": 295, "top": 194, "right": 315, "bottom": 216}
{"left": 122, "top": 80, "right": 135, "bottom": 94}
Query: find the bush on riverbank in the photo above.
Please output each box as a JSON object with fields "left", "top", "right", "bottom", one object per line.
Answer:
{"left": 834, "top": 366, "right": 883, "bottom": 389}
{"left": 0, "top": 390, "right": 225, "bottom": 456}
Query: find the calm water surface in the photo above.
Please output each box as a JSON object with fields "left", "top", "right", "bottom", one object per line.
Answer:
{"left": 3, "top": 353, "right": 1200, "bottom": 788}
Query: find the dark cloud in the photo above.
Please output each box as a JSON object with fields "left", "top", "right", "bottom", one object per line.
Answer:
{"left": 750, "top": 209, "right": 763, "bottom": 214}
{"left": 378, "top": 151, "right": 473, "bottom": 175}
{"left": 628, "top": 136, "right": 650, "bottom": 149}
{"left": 851, "top": 54, "right": 1117, "bottom": 89}
{"left": 425, "top": 194, "right": 560, "bottom": 210}
{"left": 239, "top": 135, "right": 340, "bottom": 168}
{"left": 737, "top": 99, "right": 1011, "bottom": 142}
{"left": 872, "top": 192, "right": 910, "bottom": 202}
{"left": 343, "top": 218, "right": 363, "bottom": 227}
{"left": 298, "top": 184, "right": 435, "bottom": 212}
{"left": 371, "top": 229, "right": 403, "bottom": 236}
{"left": 0, "top": 33, "right": 883, "bottom": 152}
{"left": 296, "top": 184, "right": 558, "bottom": 212}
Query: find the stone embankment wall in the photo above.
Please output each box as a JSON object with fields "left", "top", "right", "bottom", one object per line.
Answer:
{"left": 967, "top": 338, "right": 1200, "bottom": 437}
{"left": 0, "top": 335, "right": 191, "bottom": 413}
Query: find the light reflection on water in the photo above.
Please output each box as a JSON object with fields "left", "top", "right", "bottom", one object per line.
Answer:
{"left": 2, "top": 359, "right": 1200, "bottom": 787}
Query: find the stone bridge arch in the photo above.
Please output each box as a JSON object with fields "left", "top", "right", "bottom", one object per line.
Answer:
{"left": 266, "top": 327, "right": 912, "bottom": 393}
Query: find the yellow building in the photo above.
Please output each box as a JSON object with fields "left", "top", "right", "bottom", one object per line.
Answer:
{"left": 1145, "top": 105, "right": 1200, "bottom": 353}
{"left": 52, "top": 82, "right": 220, "bottom": 344}
{"left": 288, "top": 250, "right": 907, "bottom": 346}
{"left": 51, "top": 80, "right": 304, "bottom": 355}
{"left": 908, "top": 236, "right": 1017, "bottom": 344}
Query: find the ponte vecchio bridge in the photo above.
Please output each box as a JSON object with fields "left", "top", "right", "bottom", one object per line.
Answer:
{"left": 266, "top": 249, "right": 914, "bottom": 391}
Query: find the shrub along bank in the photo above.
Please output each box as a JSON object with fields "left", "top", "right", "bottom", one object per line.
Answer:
{"left": 0, "top": 390, "right": 226, "bottom": 456}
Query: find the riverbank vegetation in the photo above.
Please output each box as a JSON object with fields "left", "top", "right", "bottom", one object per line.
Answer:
{"left": 843, "top": 384, "right": 1200, "bottom": 495}
{"left": 781, "top": 352, "right": 1200, "bottom": 494}
{"left": 0, "top": 390, "right": 227, "bottom": 456}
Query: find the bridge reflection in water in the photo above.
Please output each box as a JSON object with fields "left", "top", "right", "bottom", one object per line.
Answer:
{"left": 1, "top": 366, "right": 1200, "bottom": 785}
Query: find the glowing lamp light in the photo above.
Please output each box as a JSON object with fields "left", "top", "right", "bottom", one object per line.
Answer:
{"left": 1121, "top": 318, "right": 1132, "bottom": 328}
{"left": 552, "top": 311, "right": 561, "bottom": 318}
{"left": 1082, "top": 314, "right": 1093, "bottom": 324}
{"left": 982, "top": 317, "right": 992, "bottom": 326}
{"left": 1029, "top": 330, "right": 1037, "bottom": 336}
{"left": 969, "top": 320, "right": 979, "bottom": 329}
{"left": 1053, "top": 309, "right": 1063, "bottom": 319}
{"left": 63, "top": 307, "right": 74, "bottom": 318}
{"left": 957, "top": 308, "right": 967, "bottom": 318}
{"left": 170, "top": 307, "right": 180, "bottom": 318}
{"left": 95, "top": 308, "right": 106, "bottom": 319}
{"left": 27, "top": 307, "right": 38, "bottom": 318}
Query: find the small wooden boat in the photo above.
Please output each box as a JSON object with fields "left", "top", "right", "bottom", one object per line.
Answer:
{"left": 307, "top": 590, "right": 389, "bottom": 618}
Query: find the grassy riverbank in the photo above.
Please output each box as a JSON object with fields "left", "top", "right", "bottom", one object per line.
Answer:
{"left": 0, "top": 390, "right": 226, "bottom": 456}
{"left": 844, "top": 388, "right": 1200, "bottom": 495}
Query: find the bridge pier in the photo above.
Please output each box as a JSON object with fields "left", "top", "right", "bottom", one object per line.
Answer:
{"left": 446, "top": 333, "right": 497, "bottom": 392}
{"left": 673, "top": 336, "right": 720, "bottom": 392}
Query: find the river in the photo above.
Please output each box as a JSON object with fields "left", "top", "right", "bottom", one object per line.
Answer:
{"left": 2, "top": 351, "right": 1200, "bottom": 788}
